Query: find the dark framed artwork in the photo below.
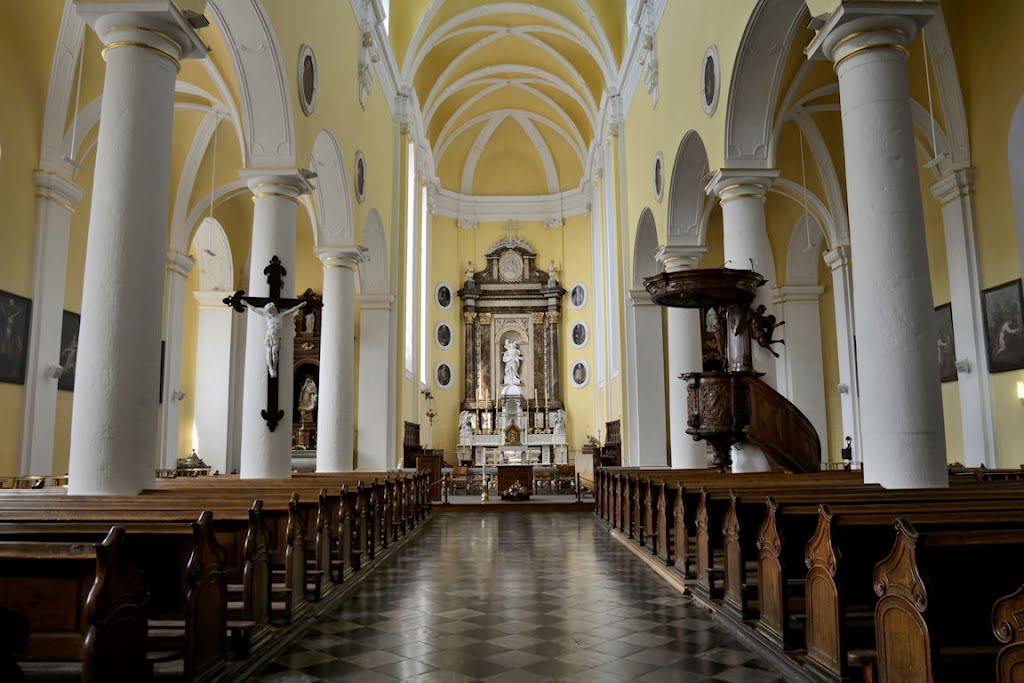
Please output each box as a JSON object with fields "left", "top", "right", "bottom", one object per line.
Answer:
{"left": 569, "top": 283, "right": 586, "bottom": 309}
{"left": 435, "top": 362, "right": 452, "bottom": 389}
{"left": 57, "top": 310, "right": 80, "bottom": 392}
{"left": 570, "top": 321, "right": 588, "bottom": 349}
{"left": 435, "top": 322, "right": 452, "bottom": 349}
{"left": 935, "top": 304, "right": 956, "bottom": 382}
{"left": 0, "top": 292, "right": 31, "bottom": 385}
{"left": 354, "top": 151, "right": 366, "bottom": 203}
{"left": 435, "top": 283, "right": 452, "bottom": 309}
{"left": 982, "top": 280, "right": 1024, "bottom": 373}
{"left": 570, "top": 360, "right": 589, "bottom": 388}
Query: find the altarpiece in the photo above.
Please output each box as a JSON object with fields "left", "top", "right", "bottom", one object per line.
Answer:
{"left": 457, "top": 238, "right": 568, "bottom": 465}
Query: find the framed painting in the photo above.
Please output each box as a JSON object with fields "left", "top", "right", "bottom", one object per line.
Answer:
{"left": 0, "top": 292, "right": 31, "bottom": 384}
{"left": 935, "top": 304, "right": 956, "bottom": 382}
{"left": 982, "top": 280, "right": 1024, "bottom": 373}
{"left": 56, "top": 310, "right": 80, "bottom": 391}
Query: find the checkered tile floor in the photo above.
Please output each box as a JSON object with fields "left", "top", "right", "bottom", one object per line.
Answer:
{"left": 253, "top": 512, "right": 785, "bottom": 682}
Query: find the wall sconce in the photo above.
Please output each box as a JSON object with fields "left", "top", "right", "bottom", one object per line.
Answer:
{"left": 837, "top": 383, "right": 849, "bottom": 395}
{"left": 1017, "top": 381, "right": 1024, "bottom": 407}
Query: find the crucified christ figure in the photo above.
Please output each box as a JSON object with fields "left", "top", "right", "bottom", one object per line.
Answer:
{"left": 244, "top": 301, "right": 307, "bottom": 378}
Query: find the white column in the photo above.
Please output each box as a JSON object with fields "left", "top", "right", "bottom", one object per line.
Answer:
{"left": 625, "top": 290, "right": 667, "bottom": 466}
{"left": 808, "top": 3, "right": 946, "bottom": 488}
{"left": 238, "top": 171, "right": 312, "bottom": 479}
{"left": 931, "top": 170, "right": 996, "bottom": 467}
{"left": 158, "top": 251, "right": 193, "bottom": 469}
{"left": 823, "top": 246, "right": 862, "bottom": 464}
{"left": 193, "top": 291, "right": 236, "bottom": 475}
{"left": 657, "top": 245, "right": 707, "bottom": 469}
{"left": 775, "top": 286, "right": 828, "bottom": 460}
{"left": 357, "top": 295, "right": 395, "bottom": 470}
{"left": 19, "top": 172, "right": 82, "bottom": 476}
{"left": 709, "top": 170, "right": 781, "bottom": 389}
{"left": 315, "top": 247, "right": 364, "bottom": 472}
{"left": 68, "top": 7, "right": 206, "bottom": 495}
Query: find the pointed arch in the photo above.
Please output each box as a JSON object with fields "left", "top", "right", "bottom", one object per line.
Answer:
{"left": 310, "top": 130, "right": 355, "bottom": 246}
{"left": 667, "top": 131, "right": 710, "bottom": 245}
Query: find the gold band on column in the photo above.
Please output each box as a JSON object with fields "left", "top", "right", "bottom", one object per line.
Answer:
{"left": 251, "top": 191, "right": 299, "bottom": 203}
{"left": 103, "top": 25, "right": 184, "bottom": 52}
{"left": 834, "top": 43, "right": 909, "bottom": 72}
{"left": 719, "top": 191, "right": 768, "bottom": 205}
{"left": 101, "top": 41, "right": 180, "bottom": 69}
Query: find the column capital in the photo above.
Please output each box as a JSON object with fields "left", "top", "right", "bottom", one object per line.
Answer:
{"left": 805, "top": 2, "right": 937, "bottom": 66}
{"left": 707, "top": 169, "right": 780, "bottom": 201}
{"left": 930, "top": 167, "right": 975, "bottom": 205}
{"left": 317, "top": 245, "right": 367, "bottom": 269}
{"left": 773, "top": 285, "right": 825, "bottom": 304}
{"left": 357, "top": 294, "right": 395, "bottom": 310}
{"left": 240, "top": 169, "right": 314, "bottom": 201}
{"left": 656, "top": 244, "right": 706, "bottom": 272}
{"left": 194, "top": 290, "right": 230, "bottom": 307}
{"left": 34, "top": 171, "right": 84, "bottom": 210}
{"left": 823, "top": 245, "right": 851, "bottom": 271}
{"left": 76, "top": 0, "right": 209, "bottom": 62}
{"left": 166, "top": 250, "right": 194, "bottom": 278}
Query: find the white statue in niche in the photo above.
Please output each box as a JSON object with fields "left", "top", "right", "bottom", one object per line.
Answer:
{"left": 245, "top": 301, "right": 307, "bottom": 378}
{"left": 502, "top": 338, "right": 523, "bottom": 386}
{"left": 552, "top": 409, "right": 566, "bottom": 435}
{"left": 459, "top": 410, "right": 475, "bottom": 437}
{"left": 303, "top": 310, "right": 316, "bottom": 334}
{"left": 298, "top": 377, "right": 318, "bottom": 415}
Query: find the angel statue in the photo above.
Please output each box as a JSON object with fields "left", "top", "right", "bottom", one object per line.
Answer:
{"left": 244, "top": 301, "right": 307, "bottom": 378}
{"left": 459, "top": 410, "right": 476, "bottom": 437}
{"left": 502, "top": 338, "right": 523, "bottom": 385}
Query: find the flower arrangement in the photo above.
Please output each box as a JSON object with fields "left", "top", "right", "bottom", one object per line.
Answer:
{"left": 501, "top": 480, "right": 530, "bottom": 501}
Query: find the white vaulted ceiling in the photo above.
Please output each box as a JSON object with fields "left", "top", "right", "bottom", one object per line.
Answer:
{"left": 401, "top": 1, "right": 620, "bottom": 197}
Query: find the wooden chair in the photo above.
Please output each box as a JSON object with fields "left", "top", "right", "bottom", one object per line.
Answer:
{"left": 533, "top": 469, "right": 554, "bottom": 493}
{"left": 450, "top": 466, "right": 469, "bottom": 495}
{"left": 555, "top": 465, "right": 576, "bottom": 493}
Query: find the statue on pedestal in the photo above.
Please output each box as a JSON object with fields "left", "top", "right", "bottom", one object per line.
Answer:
{"left": 502, "top": 339, "right": 522, "bottom": 385}
{"left": 552, "top": 409, "right": 566, "bottom": 435}
{"left": 459, "top": 410, "right": 475, "bottom": 437}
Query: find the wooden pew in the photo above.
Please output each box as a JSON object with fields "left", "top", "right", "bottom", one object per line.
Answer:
{"left": 0, "top": 526, "right": 149, "bottom": 682}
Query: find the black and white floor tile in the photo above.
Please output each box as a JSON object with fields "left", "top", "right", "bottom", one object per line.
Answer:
{"left": 253, "top": 512, "right": 785, "bottom": 683}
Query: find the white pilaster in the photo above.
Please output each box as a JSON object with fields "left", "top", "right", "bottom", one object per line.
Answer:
{"left": 625, "top": 290, "right": 667, "bottom": 467}
{"left": 315, "top": 247, "right": 364, "bottom": 472}
{"left": 657, "top": 245, "right": 707, "bottom": 469}
{"left": 357, "top": 294, "right": 395, "bottom": 470}
{"left": 774, "top": 286, "right": 828, "bottom": 461}
{"left": 68, "top": 6, "right": 206, "bottom": 495}
{"left": 238, "top": 171, "right": 312, "bottom": 479}
{"left": 931, "top": 169, "right": 996, "bottom": 467}
{"left": 20, "top": 172, "right": 82, "bottom": 476}
{"left": 808, "top": 2, "right": 946, "bottom": 488}
{"left": 709, "top": 170, "right": 781, "bottom": 390}
{"left": 158, "top": 250, "right": 194, "bottom": 469}
{"left": 193, "top": 291, "right": 236, "bottom": 475}
{"left": 823, "top": 246, "right": 862, "bottom": 464}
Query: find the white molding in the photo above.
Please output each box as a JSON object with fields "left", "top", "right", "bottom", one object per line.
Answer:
{"left": 39, "top": 1, "right": 85, "bottom": 174}
{"left": 724, "top": 0, "right": 806, "bottom": 167}
{"left": 169, "top": 111, "right": 222, "bottom": 252}
{"left": 207, "top": 0, "right": 295, "bottom": 167}
{"left": 405, "top": 4, "right": 614, "bottom": 82}
{"left": 431, "top": 187, "right": 590, "bottom": 224}
{"left": 310, "top": 130, "right": 356, "bottom": 245}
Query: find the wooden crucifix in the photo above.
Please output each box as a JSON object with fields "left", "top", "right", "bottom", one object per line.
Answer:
{"left": 224, "top": 255, "right": 322, "bottom": 432}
